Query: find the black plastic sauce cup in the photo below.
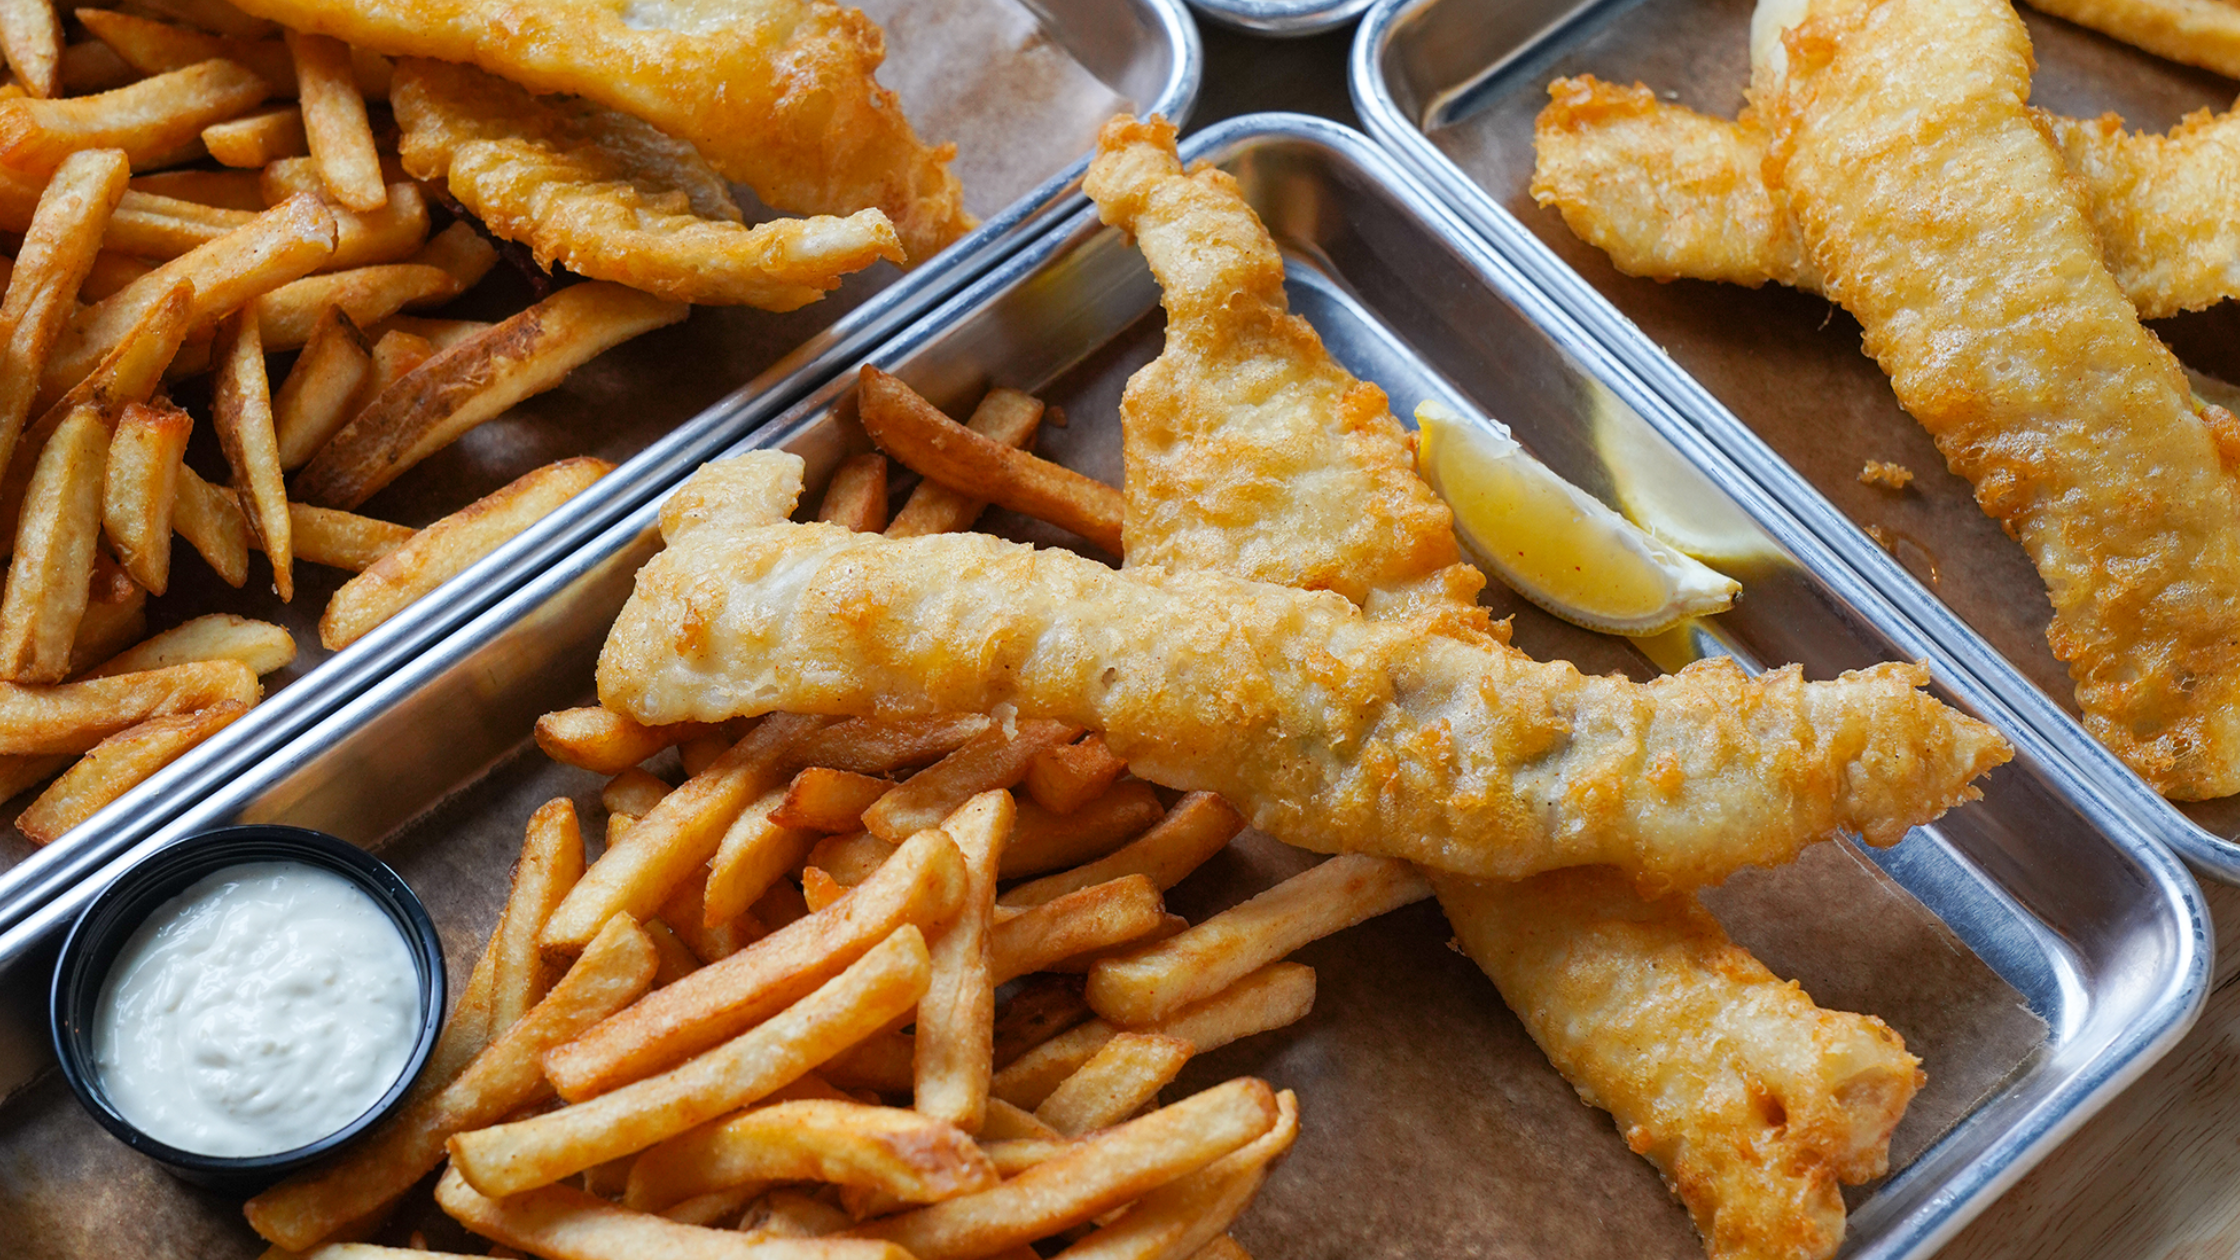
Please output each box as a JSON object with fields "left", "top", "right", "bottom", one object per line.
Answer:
{"left": 49, "top": 825, "right": 445, "bottom": 1195}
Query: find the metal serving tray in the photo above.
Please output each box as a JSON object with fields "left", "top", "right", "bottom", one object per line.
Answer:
{"left": 0, "top": 115, "right": 2205, "bottom": 1260}
{"left": 0, "top": 0, "right": 1200, "bottom": 939}
{"left": 1186, "top": 0, "right": 1374, "bottom": 36}
{"left": 1350, "top": 0, "right": 2240, "bottom": 881}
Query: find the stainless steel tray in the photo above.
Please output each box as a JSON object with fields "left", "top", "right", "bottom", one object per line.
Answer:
{"left": 1350, "top": 0, "right": 2240, "bottom": 882}
{"left": 1187, "top": 0, "right": 1373, "bottom": 36}
{"left": 0, "top": 114, "right": 2204, "bottom": 1260}
{"left": 0, "top": 0, "right": 1201, "bottom": 939}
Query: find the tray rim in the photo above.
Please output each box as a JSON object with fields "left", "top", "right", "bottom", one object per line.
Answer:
{"left": 1185, "top": 0, "right": 1375, "bottom": 36}
{"left": 0, "top": 0, "right": 1205, "bottom": 944}
{"left": 27, "top": 110, "right": 2211, "bottom": 1260}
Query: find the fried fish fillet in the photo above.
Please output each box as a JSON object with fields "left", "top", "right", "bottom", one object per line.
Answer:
{"left": 1084, "top": 116, "right": 1489, "bottom": 626}
{"left": 1758, "top": 0, "right": 2240, "bottom": 799}
{"left": 1438, "top": 869, "right": 1922, "bottom": 1260}
{"left": 2021, "top": 0, "right": 2240, "bottom": 80}
{"left": 598, "top": 452, "right": 2009, "bottom": 890}
{"left": 392, "top": 60, "right": 903, "bottom": 310}
{"left": 1092, "top": 116, "right": 1919, "bottom": 1260}
{"left": 1533, "top": 75, "right": 2240, "bottom": 319}
{"left": 225, "top": 0, "right": 971, "bottom": 263}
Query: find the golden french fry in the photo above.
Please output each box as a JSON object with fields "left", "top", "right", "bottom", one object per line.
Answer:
{"left": 41, "top": 193, "right": 334, "bottom": 400}
{"left": 102, "top": 189, "right": 254, "bottom": 257}
{"left": 319, "top": 182, "right": 429, "bottom": 270}
{"left": 848, "top": 1078, "right": 1279, "bottom": 1259}
{"left": 73, "top": 8, "right": 289, "bottom": 88}
{"left": 368, "top": 313, "right": 489, "bottom": 350}
{"left": 771, "top": 767, "right": 889, "bottom": 833}
{"left": 0, "top": 57, "right": 266, "bottom": 173}
{"left": 1002, "top": 792, "right": 1242, "bottom": 910}
{"left": 784, "top": 715, "right": 995, "bottom": 775}
{"left": 677, "top": 730, "right": 728, "bottom": 777}
{"left": 435, "top": 1168, "right": 910, "bottom": 1260}
{"left": 643, "top": 918, "right": 701, "bottom": 988}
{"left": 319, "top": 456, "right": 611, "bottom": 650}
{"left": 805, "top": 830, "right": 894, "bottom": 887}
{"left": 627, "top": 1099, "right": 996, "bottom": 1212}
{"left": 77, "top": 252, "right": 151, "bottom": 303}
{"left": 545, "top": 827, "right": 968, "bottom": 1103}
{"left": 87, "top": 611, "right": 293, "bottom": 678}
{"left": 212, "top": 303, "right": 290, "bottom": 599}
{"left": 991, "top": 875, "right": 1166, "bottom": 985}
{"left": 102, "top": 397, "right": 189, "bottom": 594}
{"left": 296, "top": 282, "right": 688, "bottom": 508}
{"left": 406, "top": 218, "right": 497, "bottom": 292}
{"left": 65, "top": 579, "right": 145, "bottom": 674}
{"left": 815, "top": 451, "right": 888, "bottom": 532}
{"left": 819, "top": 1025, "right": 913, "bottom": 1093}
{"left": 992, "top": 964, "right": 1315, "bottom": 1111}
{"left": 0, "top": 657, "right": 256, "bottom": 753}
{"left": 273, "top": 305, "right": 370, "bottom": 469}
{"left": 603, "top": 765, "right": 672, "bottom": 820}
{"left": 858, "top": 368, "right": 1121, "bottom": 556}
{"left": 284, "top": 31, "right": 382, "bottom": 210}
{"left": 490, "top": 797, "right": 589, "bottom": 1035}
{"left": 1034, "top": 1032, "right": 1192, "bottom": 1137}
{"left": 999, "top": 780, "right": 1165, "bottom": 880}
{"left": 202, "top": 103, "right": 304, "bottom": 167}
{"left": 0, "top": 148, "right": 130, "bottom": 483}
{"left": 981, "top": 1098, "right": 1060, "bottom": 1143}
{"left": 916, "top": 792, "right": 1010, "bottom": 1133}
{"left": 451, "top": 926, "right": 933, "bottom": 1197}
{"left": 993, "top": 975, "right": 1090, "bottom": 1069}
{"left": 285, "top": 502, "right": 411, "bottom": 571}
{"left": 1089, "top": 855, "right": 1429, "bottom": 1026}
{"left": 122, "top": 0, "right": 274, "bottom": 38}
{"left": 704, "top": 786, "right": 810, "bottom": 928}
{"left": 170, "top": 462, "right": 247, "bottom": 586}
{"left": 16, "top": 697, "right": 244, "bottom": 843}
{"left": 861, "top": 719, "right": 1077, "bottom": 844}
{"left": 886, "top": 388, "right": 1043, "bottom": 538}
{"left": 0, "top": 0, "right": 61, "bottom": 98}
{"left": 1022, "top": 735, "right": 1127, "bottom": 817}
{"left": 245, "top": 913, "right": 656, "bottom": 1251}
{"left": 536, "top": 706, "right": 712, "bottom": 775}
{"left": 1060, "top": 1091, "right": 1298, "bottom": 1260}
{"left": 129, "top": 167, "right": 264, "bottom": 210}
{"left": 0, "top": 409, "right": 107, "bottom": 681}
{"left": 337, "top": 325, "right": 430, "bottom": 425}
{"left": 252, "top": 261, "right": 456, "bottom": 351}
{"left": 658, "top": 865, "right": 756, "bottom": 965}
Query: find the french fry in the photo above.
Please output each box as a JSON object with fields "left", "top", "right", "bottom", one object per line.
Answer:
{"left": 73, "top": 8, "right": 289, "bottom": 88}
{"left": 101, "top": 397, "right": 188, "bottom": 594}
{"left": 0, "top": 148, "right": 129, "bottom": 482}
{"left": 272, "top": 306, "right": 369, "bottom": 469}
{"left": 981, "top": 1098, "right": 1060, "bottom": 1143}
{"left": 64, "top": 578, "right": 144, "bottom": 674}
{"left": 1058, "top": 1090, "right": 1299, "bottom": 1260}
{"left": 85, "top": 611, "right": 293, "bottom": 678}
{"left": 252, "top": 261, "right": 455, "bottom": 351}
{"left": 678, "top": 731, "right": 728, "bottom": 777}
{"left": 858, "top": 367, "right": 1122, "bottom": 556}
{"left": 129, "top": 167, "right": 265, "bottom": 210}
{"left": 800, "top": 866, "right": 846, "bottom": 914}
{"left": 0, "top": 408, "right": 107, "bottom": 680}
{"left": 285, "top": 31, "right": 382, "bottom": 211}
{"left": 490, "top": 798, "right": 589, "bottom": 1034}
{"left": 848, "top": 1078, "right": 1279, "bottom": 1259}
{"left": 861, "top": 719, "right": 1077, "bottom": 843}
{"left": 993, "top": 974, "right": 1091, "bottom": 1069}
{"left": 0, "top": 0, "right": 61, "bottom": 99}
{"left": 540, "top": 712, "right": 823, "bottom": 956}
{"left": 537, "top": 706, "right": 713, "bottom": 775}
{"left": 660, "top": 1185, "right": 763, "bottom": 1227}
{"left": 603, "top": 764, "right": 671, "bottom": 823}
{"left": 450, "top": 926, "right": 933, "bottom": 1197}
{"left": 1193, "top": 1238, "right": 1252, "bottom": 1260}
{"left": 0, "top": 657, "right": 255, "bottom": 753}
{"left": 738, "top": 1187, "right": 857, "bottom": 1241}
{"left": 659, "top": 866, "right": 756, "bottom": 964}
{"left": 991, "top": 876, "right": 1167, "bottom": 985}
{"left": 1002, "top": 792, "right": 1242, "bottom": 910}
{"left": 787, "top": 715, "right": 996, "bottom": 775}
{"left": 212, "top": 302, "right": 290, "bottom": 599}
{"left": 0, "top": 57, "right": 266, "bottom": 173}
{"left": 406, "top": 218, "right": 497, "bottom": 293}
{"left": 545, "top": 827, "right": 969, "bottom": 1103}
{"left": 806, "top": 831, "right": 895, "bottom": 887}
{"left": 124, "top": 0, "right": 275, "bottom": 38}
{"left": 704, "top": 786, "right": 813, "bottom": 929}
{"left": 916, "top": 791, "right": 1010, "bottom": 1132}
{"left": 281, "top": 502, "right": 410, "bottom": 571}
{"left": 319, "top": 456, "right": 611, "bottom": 650}
{"left": 1022, "top": 735, "right": 1127, "bottom": 817}
{"left": 202, "top": 103, "right": 304, "bottom": 167}
{"left": 296, "top": 282, "right": 688, "bottom": 508}
{"left": 771, "top": 767, "right": 890, "bottom": 833}
{"left": 999, "top": 780, "right": 1165, "bottom": 879}
{"left": 77, "top": 251, "right": 151, "bottom": 302}
{"left": 15, "top": 697, "right": 243, "bottom": 842}
{"left": 369, "top": 313, "right": 491, "bottom": 351}
{"left": 643, "top": 918, "right": 701, "bottom": 988}
{"left": 625, "top": 1099, "right": 997, "bottom": 1211}
{"left": 245, "top": 913, "right": 657, "bottom": 1251}
{"left": 1033, "top": 1032, "right": 1192, "bottom": 1137}
{"left": 338, "top": 325, "right": 429, "bottom": 424}
{"left": 886, "top": 388, "right": 1043, "bottom": 538}
{"left": 1088, "top": 856, "right": 1429, "bottom": 1026}
{"left": 41, "top": 193, "right": 334, "bottom": 400}
{"left": 435, "top": 1168, "right": 912, "bottom": 1260}
{"left": 171, "top": 461, "right": 247, "bottom": 585}
{"left": 753, "top": 879, "right": 810, "bottom": 933}
{"left": 992, "top": 964, "right": 1315, "bottom": 1111}
{"left": 319, "top": 182, "right": 428, "bottom": 270}
{"left": 102, "top": 189, "right": 253, "bottom": 257}
{"left": 816, "top": 451, "right": 888, "bottom": 532}
{"left": 57, "top": 40, "right": 133, "bottom": 95}
{"left": 822, "top": 1026, "right": 913, "bottom": 1093}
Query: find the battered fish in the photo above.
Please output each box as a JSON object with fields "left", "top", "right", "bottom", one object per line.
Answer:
{"left": 392, "top": 60, "right": 903, "bottom": 310}
{"left": 224, "top": 0, "right": 971, "bottom": 263}
{"left": 598, "top": 452, "right": 2010, "bottom": 890}
{"left": 1759, "top": 0, "right": 2240, "bottom": 798}
{"left": 1533, "top": 75, "right": 2240, "bottom": 319}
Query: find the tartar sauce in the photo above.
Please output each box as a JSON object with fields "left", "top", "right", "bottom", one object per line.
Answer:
{"left": 91, "top": 860, "right": 421, "bottom": 1157}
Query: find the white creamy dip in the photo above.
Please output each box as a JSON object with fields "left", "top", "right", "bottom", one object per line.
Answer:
{"left": 91, "top": 860, "right": 421, "bottom": 1157}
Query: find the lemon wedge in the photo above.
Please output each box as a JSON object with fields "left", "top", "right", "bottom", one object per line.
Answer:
{"left": 1586, "top": 387, "right": 1784, "bottom": 571}
{"left": 1416, "top": 399, "right": 1741, "bottom": 636}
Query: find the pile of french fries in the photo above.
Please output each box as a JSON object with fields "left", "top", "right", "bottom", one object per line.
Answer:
{"left": 0, "top": 0, "right": 719, "bottom": 843}
{"left": 240, "top": 379, "right": 1431, "bottom": 1259}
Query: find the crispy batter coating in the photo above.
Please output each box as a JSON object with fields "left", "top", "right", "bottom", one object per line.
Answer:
{"left": 2021, "top": 0, "right": 2240, "bottom": 80}
{"left": 1084, "top": 116, "right": 1489, "bottom": 627}
{"left": 1533, "top": 75, "right": 2240, "bottom": 319}
{"left": 1437, "top": 868, "right": 1922, "bottom": 1260}
{"left": 225, "top": 0, "right": 971, "bottom": 262}
{"left": 1760, "top": 0, "right": 2240, "bottom": 798}
{"left": 392, "top": 60, "right": 902, "bottom": 310}
{"left": 597, "top": 453, "right": 2010, "bottom": 890}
